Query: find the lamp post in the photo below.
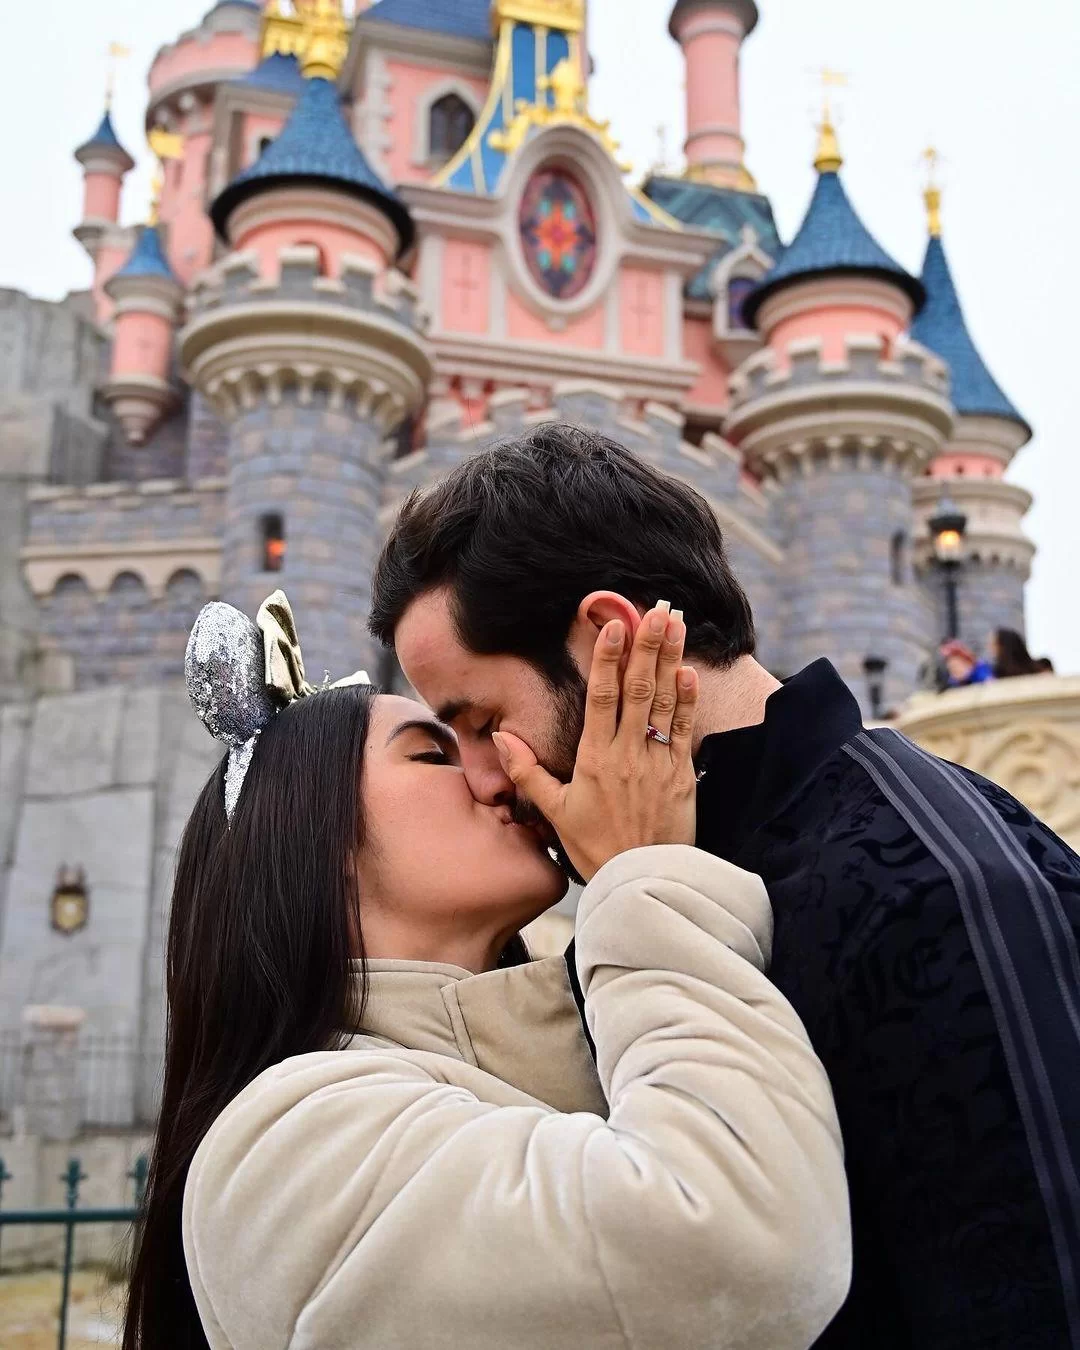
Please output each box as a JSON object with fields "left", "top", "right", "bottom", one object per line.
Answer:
{"left": 863, "top": 655, "right": 888, "bottom": 720}
{"left": 928, "top": 493, "right": 968, "bottom": 641}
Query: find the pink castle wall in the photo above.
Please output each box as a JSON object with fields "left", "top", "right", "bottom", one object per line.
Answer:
{"left": 441, "top": 239, "right": 491, "bottom": 334}
{"left": 675, "top": 10, "right": 743, "bottom": 171}
{"left": 148, "top": 31, "right": 258, "bottom": 100}
{"left": 383, "top": 59, "right": 489, "bottom": 186}
{"left": 234, "top": 218, "right": 388, "bottom": 279}
{"left": 619, "top": 267, "right": 665, "bottom": 358}
{"left": 769, "top": 304, "right": 906, "bottom": 366}
{"left": 112, "top": 310, "right": 173, "bottom": 380}
{"left": 93, "top": 241, "right": 130, "bottom": 325}
{"left": 927, "top": 454, "right": 1005, "bottom": 480}
{"left": 158, "top": 127, "right": 216, "bottom": 286}
{"left": 84, "top": 172, "right": 122, "bottom": 223}
{"left": 683, "top": 315, "right": 730, "bottom": 407}
{"left": 507, "top": 290, "right": 605, "bottom": 348}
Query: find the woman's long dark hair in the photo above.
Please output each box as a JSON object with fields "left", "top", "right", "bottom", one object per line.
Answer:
{"left": 123, "top": 685, "right": 376, "bottom": 1349}
{"left": 994, "top": 627, "right": 1038, "bottom": 678}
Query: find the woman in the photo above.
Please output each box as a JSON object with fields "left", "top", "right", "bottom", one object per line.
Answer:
{"left": 991, "top": 627, "right": 1039, "bottom": 679}
{"left": 123, "top": 591, "right": 850, "bottom": 1350}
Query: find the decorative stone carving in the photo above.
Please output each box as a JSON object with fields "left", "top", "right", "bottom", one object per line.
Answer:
{"left": 895, "top": 674, "right": 1080, "bottom": 849}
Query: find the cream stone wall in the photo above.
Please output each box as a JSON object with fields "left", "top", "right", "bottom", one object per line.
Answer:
{"left": 895, "top": 675, "right": 1080, "bottom": 850}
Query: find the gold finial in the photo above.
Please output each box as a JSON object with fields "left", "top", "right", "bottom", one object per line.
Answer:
{"left": 813, "top": 67, "right": 847, "bottom": 174}
{"left": 147, "top": 127, "right": 185, "bottom": 225}
{"left": 261, "top": 0, "right": 351, "bottom": 79}
{"left": 106, "top": 42, "right": 132, "bottom": 110}
{"left": 922, "top": 146, "right": 942, "bottom": 237}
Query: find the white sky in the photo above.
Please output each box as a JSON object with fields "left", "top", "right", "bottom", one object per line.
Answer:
{"left": 3, "top": 0, "right": 1078, "bottom": 670}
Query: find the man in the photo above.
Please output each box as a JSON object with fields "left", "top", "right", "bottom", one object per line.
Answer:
{"left": 370, "top": 423, "right": 1080, "bottom": 1350}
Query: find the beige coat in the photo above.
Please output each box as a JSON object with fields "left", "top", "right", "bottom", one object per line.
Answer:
{"left": 183, "top": 846, "right": 851, "bottom": 1349}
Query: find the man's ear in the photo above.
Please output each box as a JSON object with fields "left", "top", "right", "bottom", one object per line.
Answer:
{"left": 566, "top": 591, "right": 644, "bottom": 676}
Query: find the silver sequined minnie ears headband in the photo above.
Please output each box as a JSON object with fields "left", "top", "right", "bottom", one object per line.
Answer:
{"left": 185, "top": 590, "right": 370, "bottom": 820}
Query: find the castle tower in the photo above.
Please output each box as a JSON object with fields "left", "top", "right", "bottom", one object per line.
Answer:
{"left": 726, "top": 117, "right": 954, "bottom": 713}
{"left": 180, "top": 4, "right": 430, "bottom": 678}
{"left": 910, "top": 175, "right": 1034, "bottom": 650}
{"left": 102, "top": 225, "right": 184, "bottom": 445}
{"left": 668, "top": 0, "right": 758, "bottom": 190}
{"left": 73, "top": 109, "right": 136, "bottom": 321}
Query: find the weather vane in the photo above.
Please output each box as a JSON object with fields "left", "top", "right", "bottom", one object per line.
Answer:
{"left": 106, "top": 41, "right": 132, "bottom": 110}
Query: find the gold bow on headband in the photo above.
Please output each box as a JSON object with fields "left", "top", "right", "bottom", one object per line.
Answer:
{"left": 257, "top": 591, "right": 318, "bottom": 704}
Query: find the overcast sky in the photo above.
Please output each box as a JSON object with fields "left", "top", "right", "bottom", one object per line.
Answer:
{"left": 3, "top": 1, "right": 1078, "bottom": 670}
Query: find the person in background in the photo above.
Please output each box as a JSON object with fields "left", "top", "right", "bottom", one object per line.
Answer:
{"left": 940, "top": 638, "right": 993, "bottom": 688}
{"left": 1034, "top": 656, "right": 1056, "bottom": 674}
{"left": 991, "top": 627, "right": 1040, "bottom": 679}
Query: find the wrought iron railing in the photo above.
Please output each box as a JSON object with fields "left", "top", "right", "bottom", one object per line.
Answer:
{"left": 0, "top": 1153, "right": 145, "bottom": 1350}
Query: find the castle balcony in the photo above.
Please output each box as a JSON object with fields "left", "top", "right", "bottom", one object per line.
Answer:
{"left": 895, "top": 675, "right": 1080, "bottom": 853}
{"left": 180, "top": 246, "right": 432, "bottom": 429}
{"left": 725, "top": 333, "right": 955, "bottom": 476}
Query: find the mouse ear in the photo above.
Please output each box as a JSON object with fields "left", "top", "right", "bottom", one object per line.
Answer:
{"left": 186, "top": 601, "right": 279, "bottom": 748}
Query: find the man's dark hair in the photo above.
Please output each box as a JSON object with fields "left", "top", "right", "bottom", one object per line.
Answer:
{"left": 369, "top": 423, "right": 755, "bottom": 681}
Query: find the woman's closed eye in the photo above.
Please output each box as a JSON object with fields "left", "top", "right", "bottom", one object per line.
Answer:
{"left": 410, "top": 748, "right": 452, "bottom": 765}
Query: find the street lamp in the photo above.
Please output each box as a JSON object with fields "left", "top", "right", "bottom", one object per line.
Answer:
{"left": 928, "top": 492, "right": 968, "bottom": 641}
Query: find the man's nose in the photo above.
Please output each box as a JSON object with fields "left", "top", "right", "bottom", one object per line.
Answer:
{"left": 460, "top": 739, "right": 515, "bottom": 807}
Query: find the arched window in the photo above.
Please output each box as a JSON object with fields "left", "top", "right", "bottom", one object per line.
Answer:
{"left": 429, "top": 94, "right": 475, "bottom": 162}
{"left": 727, "top": 275, "right": 757, "bottom": 332}
{"left": 258, "top": 136, "right": 274, "bottom": 158}
{"left": 890, "top": 529, "right": 908, "bottom": 586}
{"left": 261, "top": 514, "right": 286, "bottom": 573}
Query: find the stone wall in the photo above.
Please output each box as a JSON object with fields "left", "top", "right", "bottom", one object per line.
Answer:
{"left": 23, "top": 480, "right": 224, "bottom": 691}
{"left": 222, "top": 394, "right": 385, "bottom": 680}
{"left": 0, "top": 684, "right": 219, "bottom": 1135}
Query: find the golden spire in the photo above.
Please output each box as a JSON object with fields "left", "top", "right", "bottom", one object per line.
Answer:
{"left": 105, "top": 42, "right": 132, "bottom": 110}
{"left": 813, "top": 67, "right": 847, "bottom": 174}
{"left": 922, "top": 146, "right": 942, "bottom": 237}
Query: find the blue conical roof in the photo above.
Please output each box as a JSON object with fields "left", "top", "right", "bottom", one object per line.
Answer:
{"left": 237, "top": 51, "right": 306, "bottom": 95}
{"left": 114, "top": 225, "right": 178, "bottom": 283}
{"left": 744, "top": 169, "right": 924, "bottom": 327}
{"left": 912, "top": 234, "right": 1029, "bottom": 434}
{"left": 210, "top": 76, "right": 413, "bottom": 254}
{"left": 363, "top": 0, "right": 490, "bottom": 41}
{"left": 75, "top": 109, "right": 134, "bottom": 163}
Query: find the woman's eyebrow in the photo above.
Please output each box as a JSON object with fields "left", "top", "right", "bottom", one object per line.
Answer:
{"left": 385, "top": 718, "right": 458, "bottom": 752}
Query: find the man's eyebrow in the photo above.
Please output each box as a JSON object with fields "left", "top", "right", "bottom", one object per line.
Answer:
{"left": 386, "top": 718, "right": 458, "bottom": 752}
{"left": 434, "top": 699, "right": 473, "bottom": 725}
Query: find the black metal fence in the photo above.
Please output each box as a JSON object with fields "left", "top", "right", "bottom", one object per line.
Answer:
{"left": 0, "top": 1153, "right": 145, "bottom": 1350}
{"left": 0, "top": 1030, "right": 163, "bottom": 1132}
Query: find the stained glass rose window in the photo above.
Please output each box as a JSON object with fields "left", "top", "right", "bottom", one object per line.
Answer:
{"left": 519, "top": 167, "right": 598, "bottom": 302}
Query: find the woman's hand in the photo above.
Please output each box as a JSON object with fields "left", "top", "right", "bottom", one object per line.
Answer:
{"left": 493, "top": 605, "right": 699, "bottom": 882}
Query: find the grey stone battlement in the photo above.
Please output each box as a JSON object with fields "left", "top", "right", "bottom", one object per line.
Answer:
{"left": 729, "top": 335, "right": 951, "bottom": 410}
{"left": 189, "top": 248, "right": 427, "bottom": 335}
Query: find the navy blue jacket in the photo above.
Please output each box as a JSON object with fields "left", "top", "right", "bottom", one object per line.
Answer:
{"left": 568, "top": 660, "right": 1080, "bottom": 1348}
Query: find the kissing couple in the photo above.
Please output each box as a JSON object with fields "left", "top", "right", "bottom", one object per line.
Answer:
{"left": 125, "top": 424, "right": 1080, "bottom": 1350}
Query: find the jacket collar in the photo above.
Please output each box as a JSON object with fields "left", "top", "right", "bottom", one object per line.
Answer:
{"left": 695, "top": 659, "right": 863, "bottom": 858}
{"left": 345, "top": 953, "right": 608, "bottom": 1117}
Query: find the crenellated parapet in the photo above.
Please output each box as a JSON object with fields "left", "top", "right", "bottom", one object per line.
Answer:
{"left": 19, "top": 477, "right": 224, "bottom": 691}
{"left": 726, "top": 333, "right": 954, "bottom": 475}
{"left": 383, "top": 380, "right": 786, "bottom": 668}
{"left": 181, "top": 246, "right": 431, "bottom": 431}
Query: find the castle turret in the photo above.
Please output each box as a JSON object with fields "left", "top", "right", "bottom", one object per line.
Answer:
{"left": 102, "top": 224, "right": 184, "bottom": 445}
{"left": 180, "top": 1, "right": 430, "bottom": 678}
{"left": 73, "top": 110, "right": 135, "bottom": 257}
{"left": 74, "top": 109, "right": 137, "bottom": 323}
{"left": 727, "top": 117, "right": 953, "bottom": 713}
{"left": 911, "top": 172, "right": 1034, "bottom": 648}
{"left": 669, "top": 0, "right": 758, "bottom": 190}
